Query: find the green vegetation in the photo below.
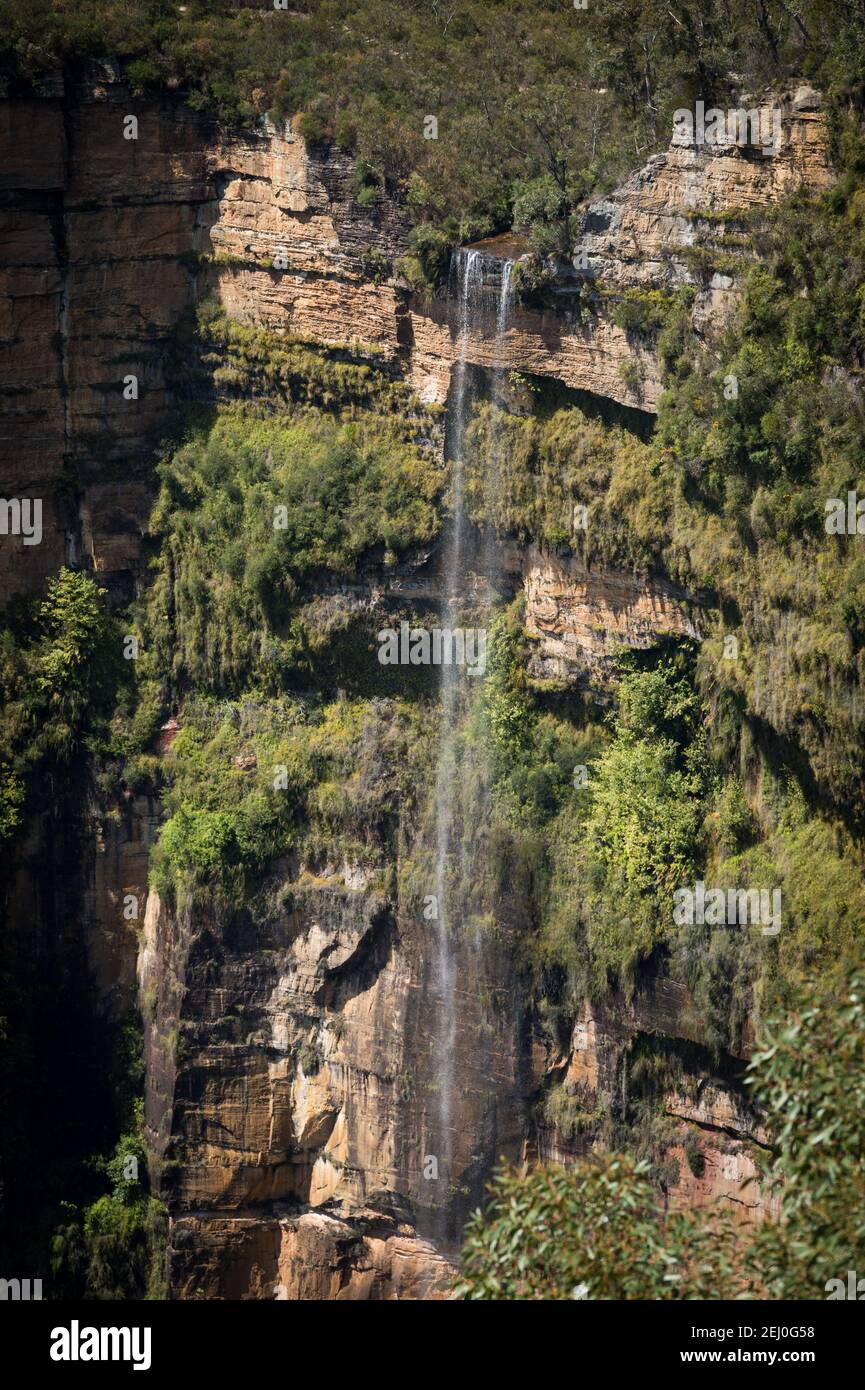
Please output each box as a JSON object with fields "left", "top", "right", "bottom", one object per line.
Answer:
{"left": 145, "top": 405, "right": 441, "bottom": 697}
{"left": 181, "top": 300, "right": 427, "bottom": 423}
{"left": 50, "top": 1104, "right": 167, "bottom": 1301}
{"left": 611, "top": 287, "right": 675, "bottom": 337}
{"left": 455, "top": 618, "right": 865, "bottom": 1050}
{"left": 149, "top": 693, "right": 435, "bottom": 910}
{"left": 552, "top": 650, "right": 861, "bottom": 1041}
{"left": 657, "top": 164, "right": 865, "bottom": 819}
{"left": 458, "top": 956, "right": 865, "bottom": 1299}
{"left": 3, "top": 0, "right": 865, "bottom": 1302}
{"left": 457, "top": 1151, "right": 739, "bottom": 1299}
{"left": 121, "top": 302, "right": 447, "bottom": 706}
{"left": 439, "top": 129, "right": 865, "bottom": 1074}
{"left": 462, "top": 401, "right": 668, "bottom": 564}
{"left": 0, "top": 575, "right": 166, "bottom": 1290}
{"left": 580, "top": 654, "right": 707, "bottom": 981}
{"left": 744, "top": 960, "right": 865, "bottom": 1298}
{"left": 5, "top": 1, "right": 865, "bottom": 274}
{"left": 0, "top": 569, "right": 127, "bottom": 838}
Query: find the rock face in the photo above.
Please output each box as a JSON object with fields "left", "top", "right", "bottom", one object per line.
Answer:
{"left": 0, "top": 67, "right": 834, "bottom": 1298}
{"left": 207, "top": 87, "right": 831, "bottom": 415}
{"left": 206, "top": 123, "right": 408, "bottom": 362}
{"left": 579, "top": 88, "right": 832, "bottom": 296}
{"left": 140, "top": 855, "right": 528, "bottom": 1298}
{"left": 406, "top": 293, "right": 662, "bottom": 411}
{"left": 535, "top": 990, "right": 776, "bottom": 1224}
{"left": 85, "top": 793, "right": 162, "bottom": 1003}
{"left": 522, "top": 545, "right": 700, "bottom": 686}
{"left": 0, "top": 71, "right": 207, "bottom": 605}
{"left": 0, "top": 94, "right": 72, "bottom": 600}
{"left": 1, "top": 73, "right": 832, "bottom": 605}
{"left": 169, "top": 1208, "right": 455, "bottom": 1301}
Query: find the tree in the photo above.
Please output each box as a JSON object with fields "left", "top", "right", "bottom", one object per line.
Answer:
{"left": 743, "top": 959, "right": 865, "bottom": 1299}
{"left": 457, "top": 956, "right": 865, "bottom": 1299}
{"left": 456, "top": 1153, "right": 742, "bottom": 1300}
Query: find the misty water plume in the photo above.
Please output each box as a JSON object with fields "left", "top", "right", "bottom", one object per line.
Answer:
{"left": 427, "top": 245, "right": 514, "bottom": 1241}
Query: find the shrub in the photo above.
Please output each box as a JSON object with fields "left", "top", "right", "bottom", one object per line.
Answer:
{"left": 147, "top": 404, "right": 442, "bottom": 695}
{"left": 456, "top": 1153, "right": 740, "bottom": 1300}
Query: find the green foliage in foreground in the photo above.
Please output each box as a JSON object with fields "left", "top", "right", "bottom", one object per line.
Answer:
{"left": 745, "top": 967, "right": 865, "bottom": 1298}
{"left": 456, "top": 1153, "right": 741, "bottom": 1300}
{"left": 458, "top": 959, "right": 865, "bottom": 1300}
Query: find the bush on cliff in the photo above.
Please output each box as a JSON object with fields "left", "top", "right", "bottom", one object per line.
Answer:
{"left": 0, "top": 569, "right": 128, "bottom": 839}
{"left": 462, "top": 401, "right": 670, "bottom": 567}
{"left": 149, "top": 694, "right": 435, "bottom": 909}
{"left": 145, "top": 405, "right": 442, "bottom": 697}
{"left": 184, "top": 300, "right": 433, "bottom": 427}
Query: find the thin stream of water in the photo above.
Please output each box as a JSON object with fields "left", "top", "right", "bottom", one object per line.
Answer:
{"left": 430, "top": 247, "right": 513, "bottom": 1229}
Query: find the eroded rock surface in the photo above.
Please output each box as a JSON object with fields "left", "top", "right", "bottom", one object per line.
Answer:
{"left": 0, "top": 74, "right": 832, "bottom": 604}
{"left": 140, "top": 862, "right": 526, "bottom": 1298}
{"left": 536, "top": 992, "right": 775, "bottom": 1224}
{"left": 522, "top": 545, "right": 700, "bottom": 687}
{"left": 1, "top": 66, "right": 832, "bottom": 1298}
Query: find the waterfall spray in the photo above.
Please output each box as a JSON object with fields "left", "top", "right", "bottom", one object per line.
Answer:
{"left": 430, "top": 248, "right": 481, "bottom": 1201}
{"left": 483, "top": 257, "right": 515, "bottom": 583}
{"left": 430, "top": 246, "right": 513, "bottom": 1237}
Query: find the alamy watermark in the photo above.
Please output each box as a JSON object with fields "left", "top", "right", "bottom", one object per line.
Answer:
{"left": 0, "top": 498, "right": 42, "bottom": 545}
{"left": 673, "top": 101, "right": 781, "bottom": 155}
{"left": 377, "top": 622, "right": 487, "bottom": 676}
{"left": 825, "top": 1270, "right": 865, "bottom": 1299}
{"left": 50, "top": 1321, "right": 151, "bottom": 1371}
{"left": 0, "top": 1276, "right": 42, "bottom": 1300}
{"left": 825, "top": 491, "right": 865, "bottom": 535}
{"left": 673, "top": 881, "right": 781, "bottom": 935}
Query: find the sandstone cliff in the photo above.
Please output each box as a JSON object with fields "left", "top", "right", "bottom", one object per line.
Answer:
{"left": 1, "top": 66, "right": 831, "bottom": 609}
{"left": 0, "top": 65, "right": 833, "bottom": 1298}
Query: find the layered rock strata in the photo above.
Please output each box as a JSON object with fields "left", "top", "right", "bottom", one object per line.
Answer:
{"left": 0, "top": 66, "right": 834, "bottom": 1298}
{"left": 1, "top": 73, "right": 832, "bottom": 606}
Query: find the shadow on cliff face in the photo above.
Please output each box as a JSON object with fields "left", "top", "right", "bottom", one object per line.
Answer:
{"left": 458, "top": 360, "right": 656, "bottom": 440}
{"left": 0, "top": 770, "right": 139, "bottom": 1281}
{"left": 400, "top": 901, "right": 534, "bottom": 1251}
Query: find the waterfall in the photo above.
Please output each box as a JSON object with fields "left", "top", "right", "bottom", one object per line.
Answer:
{"left": 496, "top": 259, "right": 513, "bottom": 348}
{"left": 485, "top": 257, "right": 514, "bottom": 582}
{"left": 430, "top": 247, "right": 480, "bottom": 1203}
{"left": 429, "top": 245, "right": 513, "bottom": 1236}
